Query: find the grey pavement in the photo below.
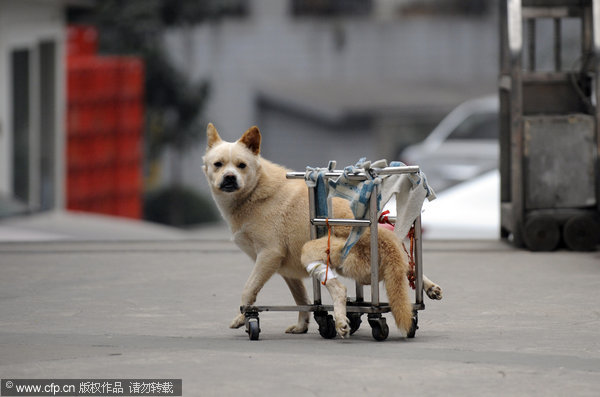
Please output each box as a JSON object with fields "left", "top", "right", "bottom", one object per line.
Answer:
{"left": 0, "top": 214, "right": 599, "bottom": 396}
{"left": 0, "top": 211, "right": 188, "bottom": 241}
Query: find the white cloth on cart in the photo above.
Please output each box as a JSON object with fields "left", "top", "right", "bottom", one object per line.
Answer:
{"left": 380, "top": 162, "right": 436, "bottom": 242}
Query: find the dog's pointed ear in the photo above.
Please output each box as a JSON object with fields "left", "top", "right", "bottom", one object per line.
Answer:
{"left": 207, "top": 123, "right": 222, "bottom": 149}
{"left": 239, "top": 126, "right": 261, "bottom": 155}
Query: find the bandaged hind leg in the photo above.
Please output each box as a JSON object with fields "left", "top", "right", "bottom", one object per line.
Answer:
{"left": 305, "top": 261, "right": 338, "bottom": 284}
{"left": 304, "top": 261, "right": 350, "bottom": 338}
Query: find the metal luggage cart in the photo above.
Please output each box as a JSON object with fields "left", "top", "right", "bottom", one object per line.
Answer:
{"left": 241, "top": 164, "right": 426, "bottom": 341}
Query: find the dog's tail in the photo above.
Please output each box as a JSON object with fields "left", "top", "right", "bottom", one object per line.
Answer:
{"left": 380, "top": 236, "right": 413, "bottom": 335}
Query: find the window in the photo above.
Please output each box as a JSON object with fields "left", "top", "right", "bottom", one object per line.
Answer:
{"left": 39, "top": 40, "right": 57, "bottom": 210}
{"left": 12, "top": 49, "right": 30, "bottom": 204}
{"left": 291, "top": 0, "right": 373, "bottom": 17}
{"left": 10, "top": 40, "right": 58, "bottom": 210}
{"left": 447, "top": 112, "right": 499, "bottom": 140}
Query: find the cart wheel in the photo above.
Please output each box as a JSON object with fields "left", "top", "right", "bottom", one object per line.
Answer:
{"left": 368, "top": 315, "right": 389, "bottom": 341}
{"left": 348, "top": 313, "right": 362, "bottom": 335}
{"left": 245, "top": 316, "right": 260, "bottom": 341}
{"left": 563, "top": 214, "right": 600, "bottom": 252}
{"left": 314, "top": 312, "right": 337, "bottom": 339}
{"left": 407, "top": 311, "right": 418, "bottom": 339}
{"left": 523, "top": 215, "right": 560, "bottom": 251}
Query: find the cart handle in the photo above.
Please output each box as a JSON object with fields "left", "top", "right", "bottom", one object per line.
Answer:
{"left": 286, "top": 165, "right": 420, "bottom": 180}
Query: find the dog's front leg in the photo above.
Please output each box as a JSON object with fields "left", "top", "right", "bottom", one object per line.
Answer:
{"left": 282, "top": 277, "right": 310, "bottom": 334}
{"left": 230, "top": 249, "right": 283, "bottom": 329}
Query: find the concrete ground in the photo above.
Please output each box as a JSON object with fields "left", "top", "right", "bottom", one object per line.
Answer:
{"left": 0, "top": 213, "right": 599, "bottom": 396}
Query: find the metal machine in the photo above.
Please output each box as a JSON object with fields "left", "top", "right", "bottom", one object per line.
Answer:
{"left": 499, "top": 0, "right": 600, "bottom": 251}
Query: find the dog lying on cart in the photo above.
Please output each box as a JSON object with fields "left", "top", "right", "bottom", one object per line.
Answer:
{"left": 203, "top": 124, "right": 443, "bottom": 341}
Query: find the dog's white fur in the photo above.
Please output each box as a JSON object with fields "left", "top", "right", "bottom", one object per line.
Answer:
{"left": 203, "top": 123, "right": 442, "bottom": 337}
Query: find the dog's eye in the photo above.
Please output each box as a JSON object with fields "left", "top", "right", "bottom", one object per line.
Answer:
{"left": 214, "top": 161, "right": 223, "bottom": 168}
{"left": 237, "top": 162, "right": 247, "bottom": 169}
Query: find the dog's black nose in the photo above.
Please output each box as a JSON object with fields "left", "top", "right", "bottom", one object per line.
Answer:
{"left": 220, "top": 174, "right": 239, "bottom": 192}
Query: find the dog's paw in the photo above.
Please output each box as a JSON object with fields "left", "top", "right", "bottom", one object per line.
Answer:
{"left": 285, "top": 322, "right": 309, "bottom": 334}
{"left": 426, "top": 284, "right": 443, "bottom": 300}
{"left": 285, "top": 312, "right": 309, "bottom": 334}
{"left": 229, "top": 313, "right": 246, "bottom": 329}
{"left": 335, "top": 316, "right": 350, "bottom": 338}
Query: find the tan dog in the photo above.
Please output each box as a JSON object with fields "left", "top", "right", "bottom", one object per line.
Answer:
{"left": 203, "top": 123, "right": 442, "bottom": 337}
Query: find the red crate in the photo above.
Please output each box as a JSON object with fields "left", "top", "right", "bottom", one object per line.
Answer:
{"left": 68, "top": 57, "right": 120, "bottom": 103}
{"left": 67, "top": 57, "right": 96, "bottom": 102}
{"left": 114, "top": 163, "right": 142, "bottom": 194}
{"left": 68, "top": 102, "right": 119, "bottom": 136}
{"left": 96, "top": 102, "right": 119, "bottom": 132}
{"left": 92, "top": 166, "right": 115, "bottom": 196}
{"left": 67, "top": 25, "right": 98, "bottom": 57}
{"left": 67, "top": 137, "right": 88, "bottom": 169}
{"left": 117, "top": 99, "right": 144, "bottom": 132}
{"left": 67, "top": 198, "right": 87, "bottom": 212}
{"left": 67, "top": 169, "right": 94, "bottom": 201}
{"left": 115, "top": 132, "right": 142, "bottom": 163}
{"left": 114, "top": 193, "right": 142, "bottom": 219}
{"left": 67, "top": 103, "right": 93, "bottom": 136}
{"left": 88, "top": 196, "right": 115, "bottom": 215}
{"left": 65, "top": 41, "right": 146, "bottom": 219}
{"left": 118, "top": 58, "right": 145, "bottom": 99}
{"left": 89, "top": 134, "right": 116, "bottom": 166}
{"left": 66, "top": 171, "right": 81, "bottom": 201}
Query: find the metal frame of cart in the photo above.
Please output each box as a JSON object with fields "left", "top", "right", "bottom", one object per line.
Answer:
{"left": 241, "top": 164, "right": 425, "bottom": 341}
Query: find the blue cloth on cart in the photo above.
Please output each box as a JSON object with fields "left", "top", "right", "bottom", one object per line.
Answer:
{"left": 327, "top": 158, "right": 384, "bottom": 259}
{"left": 305, "top": 161, "right": 336, "bottom": 237}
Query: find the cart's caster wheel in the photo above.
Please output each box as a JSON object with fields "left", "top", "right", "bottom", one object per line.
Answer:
{"left": 563, "top": 214, "right": 600, "bottom": 251}
{"left": 523, "top": 215, "right": 560, "bottom": 252}
{"left": 245, "top": 316, "right": 260, "bottom": 341}
{"left": 314, "top": 312, "right": 337, "bottom": 339}
{"left": 407, "top": 311, "right": 418, "bottom": 339}
{"left": 368, "top": 315, "right": 389, "bottom": 341}
{"left": 348, "top": 313, "right": 362, "bottom": 335}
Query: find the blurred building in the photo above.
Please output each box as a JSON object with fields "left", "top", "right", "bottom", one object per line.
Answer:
{"left": 0, "top": 0, "right": 68, "bottom": 213}
{"left": 162, "top": 0, "right": 498, "bottom": 191}
{"left": 0, "top": 0, "right": 501, "bottom": 216}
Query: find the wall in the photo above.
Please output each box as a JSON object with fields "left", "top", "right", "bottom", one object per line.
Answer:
{"left": 161, "top": 0, "right": 499, "bottom": 190}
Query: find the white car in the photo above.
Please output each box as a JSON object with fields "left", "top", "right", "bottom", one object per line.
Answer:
{"left": 401, "top": 95, "right": 499, "bottom": 192}
{"left": 420, "top": 170, "right": 500, "bottom": 240}
{"left": 381, "top": 170, "right": 500, "bottom": 240}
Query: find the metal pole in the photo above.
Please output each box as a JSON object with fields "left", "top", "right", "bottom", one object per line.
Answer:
{"left": 508, "top": 0, "right": 525, "bottom": 246}
{"left": 307, "top": 186, "right": 322, "bottom": 305}
{"left": 554, "top": 18, "right": 562, "bottom": 72}
{"left": 527, "top": 18, "right": 536, "bottom": 71}
{"left": 312, "top": 218, "right": 371, "bottom": 227}
{"left": 369, "top": 183, "right": 380, "bottom": 306}
{"left": 591, "top": 0, "right": 600, "bottom": 213}
{"left": 355, "top": 282, "right": 364, "bottom": 302}
{"left": 285, "top": 166, "right": 420, "bottom": 180}
{"left": 414, "top": 215, "right": 424, "bottom": 307}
